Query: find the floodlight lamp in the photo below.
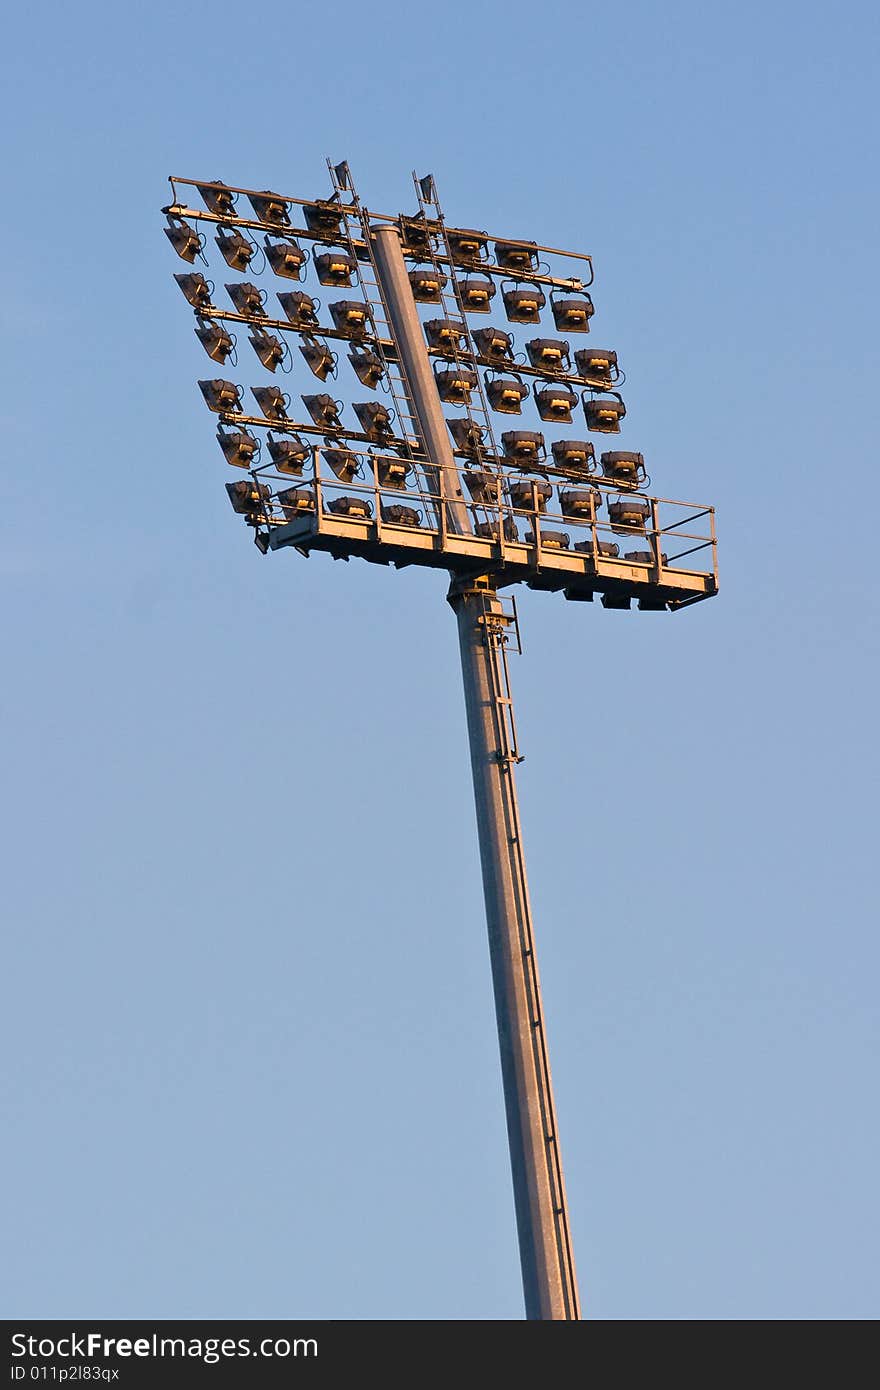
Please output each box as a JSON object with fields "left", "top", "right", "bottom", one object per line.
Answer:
{"left": 463, "top": 470, "right": 501, "bottom": 504}
{"left": 249, "top": 327, "right": 286, "bottom": 372}
{"left": 408, "top": 268, "right": 448, "bottom": 303}
{"left": 251, "top": 385, "right": 290, "bottom": 421}
{"left": 447, "top": 228, "right": 489, "bottom": 265}
{"left": 215, "top": 227, "right": 255, "bottom": 272}
{"left": 559, "top": 487, "right": 602, "bottom": 519}
{"left": 574, "top": 537, "right": 619, "bottom": 559}
{"left": 476, "top": 517, "right": 519, "bottom": 542}
{"left": 226, "top": 281, "right": 266, "bottom": 318}
{"left": 278, "top": 486, "right": 316, "bottom": 517}
{"left": 199, "top": 378, "right": 242, "bottom": 413}
{"left": 322, "top": 446, "right": 360, "bottom": 482}
{"left": 424, "top": 318, "right": 468, "bottom": 351}
{"left": 380, "top": 503, "right": 421, "bottom": 526}
{"left": 494, "top": 240, "right": 539, "bottom": 272}
{"left": 486, "top": 375, "right": 529, "bottom": 414}
{"left": 265, "top": 236, "right": 306, "bottom": 280}
{"left": 625, "top": 548, "right": 667, "bottom": 565}
{"left": 399, "top": 215, "right": 433, "bottom": 257}
{"left": 300, "top": 336, "right": 336, "bottom": 381}
{"left": 574, "top": 348, "right": 618, "bottom": 387}
{"left": 551, "top": 292, "right": 594, "bottom": 332}
{"left": 525, "top": 526, "right": 570, "bottom": 549}
{"left": 217, "top": 426, "right": 259, "bottom": 468}
{"left": 328, "top": 300, "right": 370, "bottom": 336}
{"left": 349, "top": 349, "right": 384, "bottom": 388}
{"left": 551, "top": 438, "right": 596, "bottom": 472}
{"left": 314, "top": 250, "right": 358, "bottom": 287}
{"left": 196, "top": 180, "right": 236, "bottom": 217}
{"left": 526, "top": 338, "right": 571, "bottom": 372}
{"left": 502, "top": 284, "right": 546, "bottom": 324}
{"left": 501, "top": 431, "right": 546, "bottom": 463}
{"left": 608, "top": 497, "right": 650, "bottom": 533}
{"left": 473, "top": 327, "right": 515, "bottom": 364}
{"left": 278, "top": 291, "right": 319, "bottom": 328}
{"left": 164, "top": 215, "right": 203, "bottom": 263}
{"left": 304, "top": 394, "right": 344, "bottom": 430}
{"left": 248, "top": 190, "right": 290, "bottom": 226}
{"left": 434, "top": 366, "right": 477, "bottom": 403}
{"left": 459, "top": 278, "right": 496, "bottom": 312}
{"left": 195, "top": 318, "right": 235, "bottom": 364}
{"left": 509, "top": 479, "right": 553, "bottom": 512}
{"left": 267, "top": 431, "right": 309, "bottom": 474}
{"left": 175, "top": 272, "right": 213, "bottom": 309}
{"left": 376, "top": 455, "right": 410, "bottom": 488}
{"left": 225, "top": 479, "right": 269, "bottom": 517}
{"left": 583, "top": 395, "right": 626, "bottom": 433}
{"left": 600, "top": 450, "right": 646, "bottom": 484}
{"left": 448, "top": 417, "right": 486, "bottom": 453}
{"left": 303, "top": 201, "right": 343, "bottom": 236}
{"left": 353, "top": 400, "right": 394, "bottom": 442}
{"left": 326, "top": 495, "right": 372, "bottom": 518}
{"left": 534, "top": 384, "right": 578, "bottom": 423}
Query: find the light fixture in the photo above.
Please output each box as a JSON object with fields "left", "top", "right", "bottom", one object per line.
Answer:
{"left": 502, "top": 284, "right": 546, "bottom": 324}
{"left": 314, "top": 250, "right": 358, "bottom": 287}
{"left": 278, "top": 291, "right": 319, "bottom": 328}
{"left": 326, "top": 495, "right": 372, "bottom": 518}
{"left": 473, "top": 327, "right": 515, "bottom": 364}
{"left": 353, "top": 400, "right": 394, "bottom": 441}
{"left": 196, "top": 181, "right": 236, "bottom": 217}
{"left": 408, "top": 268, "right": 447, "bottom": 302}
{"left": 501, "top": 431, "right": 546, "bottom": 463}
{"left": 551, "top": 439, "right": 595, "bottom": 472}
{"left": 226, "top": 478, "right": 270, "bottom": 517}
{"left": 608, "top": 497, "right": 650, "bottom": 532}
{"left": 583, "top": 395, "right": 626, "bottom": 432}
{"left": 322, "top": 446, "right": 360, "bottom": 481}
{"left": 551, "top": 292, "right": 594, "bottom": 332}
{"left": 524, "top": 526, "right": 569, "bottom": 549}
{"left": 380, "top": 503, "right": 421, "bottom": 526}
{"left": 399, "top": 215, "right": 433, "bottom": 257}
{"left": 303, "top": 201, "right": 343, "bottom": 235}
{"left": 199, "top": 378, "right": 242, "bottom": 413}
{"left": 215, "top": 227, "right": 255, "bottom": 272}
{"left": 534, "top": 384, "right": 578, "bottom": 423}
{"left": 248, "top": 190, "right": 290, "bottom": 226}
{"left": 509, "top": 479, "right": 553, "bottom": 512}
{"left": 217, "top": 426, "right": 259, "bottom": 468}
{"left": 486, "top": 375, "right": 529, "bottom": 413}
{"left": 625, "top": 548, "right": 667, "bottom": 565}
{"left": 267, "top": 432, "right": 309, "bottom": 474}
{"left": 434, "top": 366, "right": 477, "bottom": 403}
{"left": 175, "top": 272, "right": 213, "bottom": 309}
{"left": 459, "top": 278, "right": 496, "bottom": 312}
{"left": 329, "top": 300, "right": 370, "bottom": 336}
{"left": 277, "top": 486, "right": 316, "bottom": 518}
{"left": 574, "top": 538, "right": 620, "bottom": 558}
{"left": 476, "top": 517, "right": 518, "bottom": 541}
{"left": 526, "top": 338, "right": 571, "bottom": 372}
{"left": 164, "top": 215, "right": 202, "bottom": 263}
{"left": 195, "top": 318, "right": 234, "bottom": 363}
{"left": 424, "top": 318, "right": 468, "bottom": 351}
{"left": 494, "top": 240, "right": 539, "bottom": 272}
{"left": 226, "top": 282, "right": 266, "bottom": 318}
{"left": 447, "top": 228, "right": 488, "bottom": 264}
{"left": 376, "top": 455, "right": 410, "bottom": 488}
{"left": 574, "top": 348, "right": 618, "bottom": 387}
{"left": 448, "top": 418, "right": 486, "bottom": 453}
{"left": 600, "top": 450, "right": 645, "bottom": 485}
{"left": 300, "top": 337, "right": 336, "bottom": 381}
{"left": 252, "top": 385, "right": 290, "bottom": 420}
{"left": 265, "top": 237, "right": 306, "bottom": 280}
{"left": 559, "top": 488, "right": 602, "bottom": 519}
{"left": 463, "top": 470, "right": 501, "bottom": 503}
{"left": 349, "top": 349, "right": 384, "bottom": 388}
{"left": 249, "top": 327, "right": 286, "bottom": 372}
{"left": 304, "top": 394, "right": 344, "bottom": 430}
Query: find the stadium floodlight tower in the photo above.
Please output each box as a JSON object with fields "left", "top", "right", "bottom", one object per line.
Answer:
{"left": 162, "top": 159, "right": 718, "bottom": 1320}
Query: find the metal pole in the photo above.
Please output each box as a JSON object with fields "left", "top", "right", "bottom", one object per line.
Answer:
{"left": 448, "top": 576, "right": 581, "bottom": 1320}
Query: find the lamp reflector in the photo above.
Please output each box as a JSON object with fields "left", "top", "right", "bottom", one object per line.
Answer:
{"left": 447, "top": 228, "right": 488, "bottom": 265}
{"left": 408, "top": 268, "right": 447, "bottom": 302}
{"left": 215, "top": 227, "right": 254, "bottom": 272}
{"left": 502, "top": 285, "right": 546, "bottom": 324}
{"left": 509, "top": 479, "right": 553, "bottom": 512}
{"left": 448, "top": 418, "right": 486, "bottom": 453}
{"left": 583, "top": 395, "right": 626, "bottom": 432}
{"left": 328, "top": 300, "right": 369, "bottom": 336}
{"left": 349, "top": 350, "right": 384, "bottom": 388}
{"left": 494, "top": 240, "right": 539, "bottom": 272}
{"left": 251, "top": 385, "right": 290, "bottom": 421}
{"left": 486, "top": 376, "right": 529, "bottom": 414}
{"left": 575, "top": 348, "right": 618, "bottom": 386}
{"left": 314, "top": 250, "right": 357, "bottom": 287}
{"left": 217, "top": 426, "right": 259, "bottom": 468}
{"left": 267, "top": 432, "right": 310, "bottom": 474}
{"left": 175, "top": 272, "right": 212, "bottom": 309}
{"left": 463, "top": 470, "right": 500, "bottom": 504}
{"left": 600, "top": 450, "right": 645, "bottom": 484}
{"left": 196, "top": 181, "right": 235, "bottom": 217}
{"left": 551, "top": 438, "right": 596, "bottom": 472}
{"left": 476, "top": 517, "right": 518, "bottom": 542}
{"left": 304, "top": 394, "right": 344, "bottom": 430}
{"left": 199, "top": 378, "right": 242, "bottom": 413}
{"left": 559, "top": 487, "right": 602, "bottom": 518}
{"left": 226, "top": 479, "right": 269, "bottom": 517}
{"left": 459, "top": 278, "right": 496, "bottom": 312}
{"left": 249, "top": 328, "right": 285, "bottom": 372}
{"left": 525, "top": 526, "right": 570, "bottom": 549}
{"left": 353, "top": 401, "right": 394, "bottom": 442}
{"left": 399, "top": 215, "right": 433, "bottom": 256}
{"left": 380, "top": 503, "right": 421, "bottom": 526}
{"left": 501, "top": 431, "right": 546, "bottom": 463}
{"left": 376, "top": 455, "right": 410, "bottom": 489}
{"left": 625, "top": 548, "right": 668, "bottom": 565}
{"left": 551, "top": 293, "right": 595, "bottom": 332}
{"left": 473, "top": 327, "right": 515, "bottom": 363}
{"left": 424, "top": 318, "right": 468, "bottom": 351}
{"left": 195, "top": 318, "right": 234, "bottom": 363}
{"left": 248, "top": 190, "right": 290, "bottom": 226}
{"left": 322, "top": 446, "right": 360, "bottom": 481}
{"left": 535, "top": 384, "right": 578, "bottom": 422}
{"left": 303, "top": 201, "right": 343, "bottom": 235}
{"left": 226, "top": 281, "right": 265, "bottom": 318}
{"left": 300, "top": 337, "right": 336, "bottom": 381}
{"left": 164, "top": 215, "right": 202, "bottom": 263}
{"left": 278, "top": 486, "right": 316, "bottom": 517}
{"left": 608, "top": 498, "right": 650, "bottom": 532}
{"left": 278, "top": 291, "right": 319, "bottom": 328}
{"left": 526, "top": 337, "right": 571, "bottom": 372}
{"left": 434, "top": 367, "right": 477, "bottom": 403}
{"left": 326, "top": 495, "right": 372, "bottom": 518}
{"left": 265, "top": 237, "right": 306, "bottom": 280}
{"left": 574, "top": 538, "right": 620, "bottom": 559}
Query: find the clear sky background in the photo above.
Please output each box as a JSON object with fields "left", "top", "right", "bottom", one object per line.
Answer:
{"left": 1, "top": 0, "right": 877, "bottom": 1321}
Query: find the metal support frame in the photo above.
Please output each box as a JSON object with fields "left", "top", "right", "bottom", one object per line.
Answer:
{"left": 449, "top": 577, "right": 580, "bottom": 1320}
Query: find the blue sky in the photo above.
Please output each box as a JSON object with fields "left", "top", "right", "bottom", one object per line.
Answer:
{"left": 1, "top": 0, "right": 878, "bottom": 1319}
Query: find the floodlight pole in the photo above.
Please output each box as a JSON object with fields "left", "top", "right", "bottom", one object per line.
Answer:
{"left": 372, "top": 227, "right": 581, "bottom": 1321}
